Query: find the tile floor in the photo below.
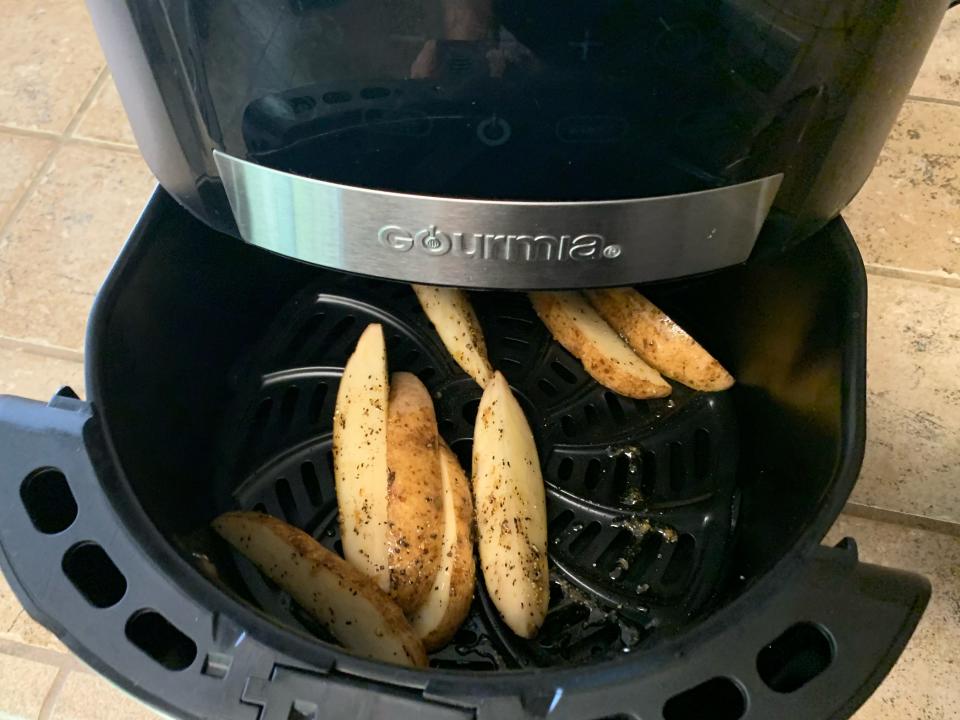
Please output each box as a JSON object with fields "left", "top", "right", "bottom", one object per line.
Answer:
{"left": 0, "top": 2, "right": 958, "bottom": 718}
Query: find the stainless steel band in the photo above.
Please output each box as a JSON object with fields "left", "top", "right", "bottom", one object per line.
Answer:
{"left": 214, "top": 150, "right": 782, "bottom": 289}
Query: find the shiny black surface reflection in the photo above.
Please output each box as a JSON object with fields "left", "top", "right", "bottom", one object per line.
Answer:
{"left": 90, "top": 0, "right": 944, "bottom": 241}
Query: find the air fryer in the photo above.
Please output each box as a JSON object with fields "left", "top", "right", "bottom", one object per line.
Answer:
{"left": 0, "top": 0, "right": 951, "bottom": 719}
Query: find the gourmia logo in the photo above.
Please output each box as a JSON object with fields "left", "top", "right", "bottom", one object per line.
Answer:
{"left": 378, "top": 225, "right": 622, "bottom": 262}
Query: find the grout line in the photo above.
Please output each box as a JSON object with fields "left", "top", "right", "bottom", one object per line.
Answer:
{"left": 0, "top": 68, "right": 111, "bottom": 250}
{"left": 843, "top": 502, "right": 960, "bottom": 538}
{"left": 906, "top": 94, "right": 960, "bottom": 109}
{"left": 67, "top": 136, "right": 141, "bottom": 154}
{"left": 863, "top": 262, "right": 960, "bottom": 289}
{"left": 0, "top": 336, "right": 84, "bottom": 363}
{"left": 0, "top": 124, "right": 61, "bottom": 141}
{"left": 0, "top": 638, "right": 90, "bottom": 673}
{"left": 37, "top": 668, "right": 69, "bottom": 720}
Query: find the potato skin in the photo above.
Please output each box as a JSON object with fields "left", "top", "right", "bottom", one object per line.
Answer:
{"left": 213, "top": 511, "right": 428, "bottom": 667}
{"left": 412, "top": 284, "right": 495, "bottom": 388}
{"left": 472, "top": 372, "right": 549, "bottom": 638}
{"left": 332, "top": 324, "right": 391, "bottom": 590}
{"left": 530, "top": 291, "right": 671, "bottom": 399}
{"left": 411, "top": 441, "right": 476, "bottom": 650}
{"left": 386, "top": 372, "right": 444, "bottom": 614}
{"left": 586, "top": 288, "right": 734, "bottom": 392}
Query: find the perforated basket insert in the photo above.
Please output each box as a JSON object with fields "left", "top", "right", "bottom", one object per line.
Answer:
{"left": 212, "top": 279, "right": 739, "bottom": 670}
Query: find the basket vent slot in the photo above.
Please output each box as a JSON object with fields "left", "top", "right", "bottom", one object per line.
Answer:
{"left": 20, "top": 468, "right": 77, "bottom": 534}
{"left": 757, "top": 622, "right": 834, "bottom": 693}
{"left": 62, "top": 542, "right": 127, "bottom": 608}
{"left": 125, "top": 610, "right": 197, "bottom": 671}
{"left": 663, "top": 677, "right": 745, "bottom": 720}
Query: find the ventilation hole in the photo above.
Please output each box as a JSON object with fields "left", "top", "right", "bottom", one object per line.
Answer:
{"left": 551, "top": 361, "right": 578, "bottom": 384}
{"left": 333, "top": 539, "right": 343, "bottom": 556}
{"left": 757, "top": 623, "right": 834, "bottom": 693}
{"left": 548, "top": 509, "right": 575, "bottom": 537}
{"left": 669, "top": 442, "right": 686, "bottom": 492}
{"left": 661, "top": 534, "right": 696, "bottom": 586}
{"left": 253, "top": 503, "right": 267, "bottom": 514}
{"left": 251, "top": 397, "right": 273, "bottom": 438}
{"left": 322, "top": 90, "right": 351, "bottom": 104}
{"left": 461, "top": 398, "right": 480, "bottom": 424}
{"left": 595, "top": 529, "right": 634, "bottom": 573}
{"left": 549, "top": 580, "right": 565, "bottom": 606}
{"left": 561, "top": 415, "right": 578, "bottom": 438}
{"left": 568, "top": 521, "right": 602, "bottom": 556}
{"left": 286, "top": 313, "right": 326, "bottom": 359}
{"left": 360, "top": 86, "right": 390, "bottom": 99}
{"left": 431, "top": 658, "right": 498, "bottom": 671}
{"left": 318, "top": 315, "right": 357, "bottom": 351}
{"left": 694, "top": 428, "right": 711, "bottom": 481}
{"left": 641, "top": 451, "right": 657, "bottom": 498}
{"left": 309, "top": 383, "right": 328, "bottom": 424}
{"left": 613, "top": 455, "right": 630, "bottom": 495}
{"left": 502, "top": 336, "right": 528, "bottom": 349}
{"left": 275, "top": 477, "right": 298, "bottom": 524}
{"left": 125, "top": 610, "right": 197, "bottom": 671}
{"left": 288, "top": 95, "right": 317, "bottom": 114}
{"left": 538, "top": 378, "right": 558, "bottom": 397}
{"left": 301, "top": 462, "right": 322, "bottom": 506}
{"left": 450, "top": 438, "right": 473, "bottom": 475}
{"left": 437, "top": 417, "right": 455, "bottom": 435}
{"left": 279, "top": 386, "right": 299, "bottom": 431}
{"left": 557, "top": 457, "right": 574, "bottom": 483}
{"left": 402, "top": 347, "right": 421, "bottom": 366}
{"left": 454, "top": 627, "right": 478, "bottom": 645}
{"left": 201, "top": 652, "right": 233, "bottom": 679}
{"left": 420, "top": 366, "right": 436, "bottom": 381}
{"left": 500, "top": 357, "right": 523, "bottom": 371}
{"left": 604, "top": 392, "right": 625, "bottom": 423}
{"left": 20, "top": 468, "right": 77, "bottom": 534}
{"left": 663, "top": 678, "right": 745, "bottom": 720}
{"left": 583, "top": 403, "right": 599, "bottom": 426}
{"left": 584, "top": 458, "right": 602, "bottom": 490}
{"left": 62, "top": 542, "right": 127, "bottom": 608}
{"left": 538, "top": 603, "right": 590, "bottom": 646}
{"left": 625, "top": 533, "right": 663, "bottom": 585}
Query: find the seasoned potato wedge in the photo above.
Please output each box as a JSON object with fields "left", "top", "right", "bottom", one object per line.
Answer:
{"left": 411, "top": 441, "right": 476, "bottom": 650}
{"left": 412, "top": 284, "right": 494, "bottom": 387}
{"left": 213, "top": 511, "right": 428, "bottom": 667}
{"left": 472, "top": 371, "right": 548, "bottom": 638}
{"left": 585, "top": 288, "right": 734, "bottom": 392}
{"left": 385, "top": 372, "right": 444, "bottom": 614}
{"left": 529, "top": 291, "right": 671, "bottom": 399}
{"left": 332, "top": 324, "right": 390, "bottom": 590}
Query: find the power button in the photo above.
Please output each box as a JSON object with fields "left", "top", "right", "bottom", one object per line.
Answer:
{"left": 476, "top": 115, "right": 511, "bottom": 147}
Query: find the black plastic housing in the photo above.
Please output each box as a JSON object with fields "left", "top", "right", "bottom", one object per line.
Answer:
{"left": 0, "top": 190, "right": 930, "bottom": 719}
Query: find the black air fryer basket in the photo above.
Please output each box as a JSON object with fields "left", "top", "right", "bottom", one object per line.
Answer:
{"left": 0, "top": 190, "right": 929, "bottom": 720}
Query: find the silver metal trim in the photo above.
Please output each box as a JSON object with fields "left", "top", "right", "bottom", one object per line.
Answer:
{"left": 214, "top": 150, "right": 782, "bottom": 289}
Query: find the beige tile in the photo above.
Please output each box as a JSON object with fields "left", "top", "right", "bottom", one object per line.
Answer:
{"left": 845, "top": 100, "right": 960, "bottom": 279}
{"left": 74, "top": 75, "right": 136, "bottom": 147}
{"left": 911, "top": 10, "right": 960, "bottom": 103}
{"left": 0, "top": 133, "right": 55, "bottom": 229}
{"left": 825, "top": 515, "right": 960, "bottom": 720}
{"left": 850, "top": 275, "right": 960, "bottom": 524}
{"left": 50, "top": 672, "right": 162, "bottom": 720}
{"left": 0, "top": 571, "right": 22, "bottom": 639}
{"left": 0, "top": 145, "right": 155, "bottom": 351}
{"left": 1, "top": 569, "right": 69, "bottom": 655}
{"left": 0, "top": 654, "right": 59, "bottom": 720}
{"left": 0, "top": 0, "right": 105, "bottom": 132}
{"left": 0, "top": 346, "right": 84, "bottom": 400}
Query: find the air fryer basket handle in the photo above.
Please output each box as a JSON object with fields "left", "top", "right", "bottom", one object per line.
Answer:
{"left": 0, "top": 393, "right": 929, "bottom": 720}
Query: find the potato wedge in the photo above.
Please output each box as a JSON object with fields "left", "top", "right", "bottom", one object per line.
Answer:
{"left": 529, "top": 291, "right": 671, "bottom": 399}
{"left": 411, "top": 441, "right": 476, "bottom": 650}
{"left": 332, "top": 324, "right": 390, "bottom": 590}
{"left": 213, "top": 511, "right": 428, "bottom": 667}
{"left": 585, "top": 288, "right": 734, "bottom": 392}
{"left": 412, "top": 284, "right": 494, "bottom": 387}
{"left": 472, "top": 371, "right": 548, "bottom": 638}
{"left": 385, "top": 371, "right": 444, "bottom": 614}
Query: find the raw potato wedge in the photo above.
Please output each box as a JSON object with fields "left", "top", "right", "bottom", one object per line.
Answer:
{"left": 529, "top": 291, "right": 671, "bottom": 399}
{"left": 472, "top": 371, "right": 548, "bottom": 638}
{"left": 412, "top": 284, "right": 495, "bottom": 387}
{"left": 332, "top": 324, "right": 390, "bottom": 590}
{"left": 585, "top": 288, "right": 734, "bottom": 392}
{"left": 386, "top": 372, "right": 444, "bottom": 614}
{"left": 411, "top": 441, "right": 476, "bottom": 650}
{"left": 213, "top": 511, "right": 428, "bottom": 667}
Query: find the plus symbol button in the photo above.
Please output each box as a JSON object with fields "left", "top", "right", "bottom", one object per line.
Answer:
{"left": 569, "top": 29, "right": 602, "bottom": 62}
